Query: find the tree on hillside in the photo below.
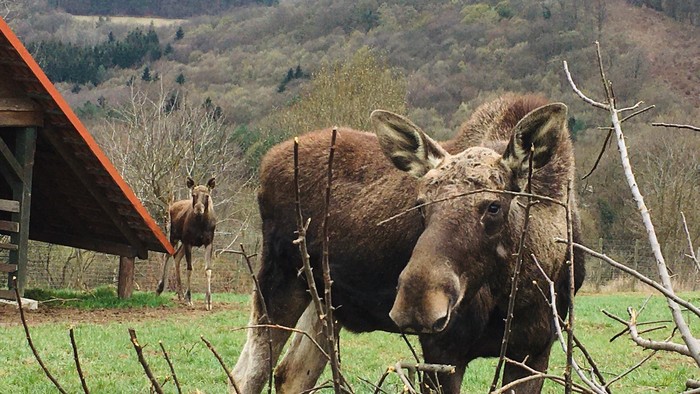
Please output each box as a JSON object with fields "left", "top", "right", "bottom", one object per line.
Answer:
{"left": 93, "top": 83, "right": 244, "bottom": 228}
{"left": 245, "top": 47, "right": 407, "bottom": 169}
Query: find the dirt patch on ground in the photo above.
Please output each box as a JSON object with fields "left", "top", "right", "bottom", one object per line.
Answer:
{"left": 0, "top": 300, "right": 245, "bottom": 327}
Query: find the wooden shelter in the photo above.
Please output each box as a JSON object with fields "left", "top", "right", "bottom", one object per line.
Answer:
{"left": 0, "top": 18, "right": 174, "bottom": 299}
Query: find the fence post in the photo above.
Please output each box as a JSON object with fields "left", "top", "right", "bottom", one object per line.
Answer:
{"left": 631, "top": 239, "right": 639, "bottom": 292}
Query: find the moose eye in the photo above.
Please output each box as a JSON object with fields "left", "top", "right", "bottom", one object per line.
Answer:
{"left": 487, "top": 202, "right": 501, "bottom": 214}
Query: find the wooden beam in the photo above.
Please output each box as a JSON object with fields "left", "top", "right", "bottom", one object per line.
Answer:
{"left": 0, "top": 98, "right": 44, "bottom": 128}
{"left": 0, "top": 220, "right": 19, "bottom": 233}
{"left": 9, "top": 127, "right": 36, "bottom": 295}
{"left": 0, "top": 135, "right": 24, "bottom": 183}
{"left": 31, "top": 229, "right": 140, "bottom": 258}
{"left": 0, "top": 242, "right": 18, "bottom": 251}
{"left": 117, "top": 256, "right": 135, "bottom": 299}
{"left": 42, "top": 130, "right": 148, "bottom": 259}
{"left": 0, "top": 263, "right": 17, "bottom": 273}
{"left": 0, "top": 199, "right": 20, "bottom": 213}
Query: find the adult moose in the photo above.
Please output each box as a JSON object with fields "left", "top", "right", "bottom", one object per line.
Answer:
{"left": 232, "top": 94, "right": 585, "bottom": 393}
{"left": 156, "top": 176, "right": 217, "bottom": 310}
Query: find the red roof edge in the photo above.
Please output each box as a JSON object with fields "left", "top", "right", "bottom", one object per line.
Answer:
{"left": 0, "top": 17, "right": 175, "bottom": 256}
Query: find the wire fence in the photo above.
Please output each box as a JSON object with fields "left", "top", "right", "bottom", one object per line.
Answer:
{"left": 2, "top": 238, "right": 699, "bottom": 294}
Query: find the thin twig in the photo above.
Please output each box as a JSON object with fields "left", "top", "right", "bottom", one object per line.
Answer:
{"left": 569, "top": 332, "right": 610, "bottom": 392}
{"left": 490, "top": 146, "right": 536, "bottom": 392}
{"left": 563, "top": 241, "right": 700, "bottom": 318}
{"left": 293, "top": 136, "right": 353, "bottom": 393}
{"left": 532, "top": 257, "right": 608, "bottom": 394}
{"left": 604, "top": 350, "right": 657, "bottom": 388}
{"left": 231, "top": 324, "right": 330, "bottom": 360}
{"left": 69, "top": 328, "right": 90, "bottom": 394}
{"left": 201, "top": 336, "right": 241, "bottom": 394}
{"left": 128, "top": 328, "right": 164, "bottom": 394}
{"left": 681, "top": 212, "right": 700, "bottom": 272}
{"left": 377, "top": 188, "right": 566, "bottom": 226}
{"left": 581, "top": 129, "right": 612, "bottom": 180}
{"left": 565, "top": 178, "right": 576, "bottom": 394}
{"left": 13, "top": 277, "right": 68, "bottom": 394}
{"left": 322, "top": 128, "right": 343, "bottom": 393}
{"left": 237, "top": 243, "right": 273, "bottom": 394}
{"left": 563, "top": 60, "right": 608, "bottom": 110}
{"left": 159, "top": 341, "right": 182, "bottom": 394}
{"left": 490, "top": 358, "right": 596, "bottom": 394}
{"left": 651, "top": 122, "right": 700, "bottom": 132}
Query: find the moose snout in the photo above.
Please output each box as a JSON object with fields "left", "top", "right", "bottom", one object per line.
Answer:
{"left": 390, "top": 289, "right": 453, "bottom": 334}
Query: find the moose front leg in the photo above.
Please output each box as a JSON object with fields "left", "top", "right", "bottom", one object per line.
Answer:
{"left": 184, "top": 245, "right": 194, "bottom": 306}
{"left": 204, "top": 242, "right": 214, "bottom": 311}
{"left": 156, "top": 250, "right": 174, "bottom": 296}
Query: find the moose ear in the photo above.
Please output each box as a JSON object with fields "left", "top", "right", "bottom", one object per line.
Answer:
{"left": 186, "top": 176, "right": 195, "bottom": 189}
{"left": 371, "top": 110, "right": 448, "bottom": 178}
{"left": 501, "top": 103, "right": 568, "bottom": 181}
{"left": 207, "top": 177, "right": 216, "bottom": 190}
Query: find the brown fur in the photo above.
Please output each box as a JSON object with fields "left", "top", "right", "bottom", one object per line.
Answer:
{"left": 156, "top": 177, "right": 216, "bottom": 310}
{"left": 232, "top": 95, "right": 584, "bottom": 393}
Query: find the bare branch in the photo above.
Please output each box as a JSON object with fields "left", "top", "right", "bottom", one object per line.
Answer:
{"left": 565, "top": 44, "right": 700, "bottom": 366}
{"left": 490, "top": 358, "right": 595, "bottom": 394}
{"left": 532, "top": 258, "right": 608, "bottom": 394}
{"left": 604, "top": 350, "right": 657, "bottom": 388}
{"left": 681, "top": 212, "right": 700, "bottom": 272}
{"left": 159, "top": 341, "right": 182, "bottom": 394}
{"left": 321, "top": 128, "right": 343, "bottom": 392}
{"left": 565, "top": 178, "right": 577, "bottom": 394}
{"left": 652, "top": 123, "right": 700, "bottom": 132}
{"left": 231, "top": 324, "right": 330, "bottom": 360}
{"left": 563, "top": 60, "right": 608, "bottom": 110}
{"left": 69, "top": 328, "right": 90, "bottom": 394}
{"left": 14, "top": 277, "right": 68, "bottom": 394}
{"left": 201, "top": 336, "right": 241, "bottom": 394}
{"left": 235, "top": 244, "right": 273, "bottom": 393}
{"left": 563, "top": 241, "right": 700, "bottom": 318}
{"left": 581, "top": 129, "right": 613, "bottom": 180}
{"left": 377, "top": 188, "right": 565, "bottom": 226}
{"left": 128, "top": 329, "right": 164, "bottom": 394}
{"left": 491, "top": 146, "right": 537, "bottom": 392}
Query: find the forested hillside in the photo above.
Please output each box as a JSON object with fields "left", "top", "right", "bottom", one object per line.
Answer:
{"left": 5, "top": 0, "right": 699, "bottom": 257}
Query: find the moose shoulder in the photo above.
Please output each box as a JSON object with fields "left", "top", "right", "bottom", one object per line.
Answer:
{"left": 232, "top": 94, "right": 585, "bottom": 393}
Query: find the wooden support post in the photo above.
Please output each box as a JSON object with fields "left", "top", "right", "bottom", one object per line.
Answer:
{"left": 118, "top": 256, "right": 135, "bottom": 299}
{"left": 7, "top": 127, "right": 36, "bottom": 296}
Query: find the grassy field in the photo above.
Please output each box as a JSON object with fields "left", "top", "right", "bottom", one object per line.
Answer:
{"left": 0, "top": 290, "right": 698, "bottom": 393}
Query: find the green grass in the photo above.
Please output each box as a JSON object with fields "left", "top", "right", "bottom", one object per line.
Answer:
{"left": 1, "top": 292, "right": 698, "bottom": 393}
{"left": 24, "top": 286, "right": 174, "bottom": 309}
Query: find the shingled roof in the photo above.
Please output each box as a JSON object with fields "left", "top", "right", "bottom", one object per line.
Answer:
{"left": 0, "top": 18, "right": 174, "bottom": 259}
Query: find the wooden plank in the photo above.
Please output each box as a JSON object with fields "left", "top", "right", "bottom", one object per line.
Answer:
{"left": 0, "top": 220, "right": 19, "bottom": 233}
{"left": 0, "top": 199, "right": 20, "bottom": 213}
{"left": 0, "top": 136, "right": 24, "bottom": 183}
{"left": 0, "top": 242, "right": 18, "bottom": 251}
{"left": 0, "top": 263, "right": 17, "bottom": 273}
{"left": 0, "top": 289, "right": 15, "bottom": 300}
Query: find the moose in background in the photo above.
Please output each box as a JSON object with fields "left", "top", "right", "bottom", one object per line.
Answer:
{"left": 156, "top": 176, "right": 217, "bottom": 310}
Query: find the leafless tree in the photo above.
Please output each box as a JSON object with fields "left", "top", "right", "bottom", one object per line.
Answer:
{"left": 563, "top": 42, "right": 700, "bottom": 387}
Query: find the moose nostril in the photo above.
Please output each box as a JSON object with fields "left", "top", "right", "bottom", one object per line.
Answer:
{"left": 432, "top": 314, "right": 449, "bottom": 332}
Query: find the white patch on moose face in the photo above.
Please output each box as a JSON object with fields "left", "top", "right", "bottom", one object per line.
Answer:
{"left": 496, "top": 243, "right": 509, "bottom": 260}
